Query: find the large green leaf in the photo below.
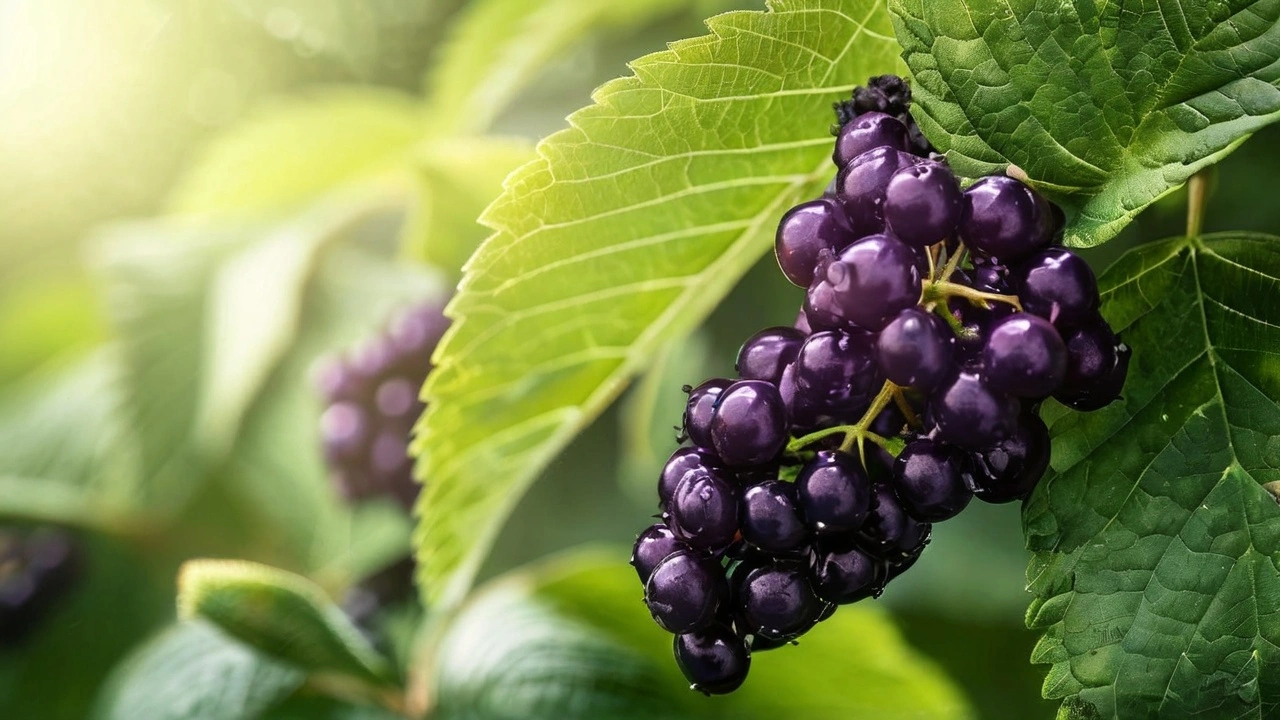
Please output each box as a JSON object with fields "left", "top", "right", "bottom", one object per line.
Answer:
{"left": 414, "top": 0, "right": 904, "bottom": 607}
{"left": 427, "top": 549, "right": 971, "bottom": 719}
{"left": 1025, "top": 233, "right": 1280, "bottom": 718}
{"left": 421, "top": 0, "right": 688, "bottom": 135}
{"left": 94, "top": 621, "right": 304, "bottom": 720}
{"left": 888, "top": 0, "right": 1280, "bottom": 247}
{"left": 179, "top": 560, "right": 394, "bottom": 684}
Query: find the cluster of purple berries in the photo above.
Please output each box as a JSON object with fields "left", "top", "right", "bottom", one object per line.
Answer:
{"left": 312, "top": 300, "right": 449, "bottom": 509}
{"left": 630, "top": 76, "right": 1130, "bottom": 695}
{"left": 1, "top": 526, "right": 79, "bottom": 645}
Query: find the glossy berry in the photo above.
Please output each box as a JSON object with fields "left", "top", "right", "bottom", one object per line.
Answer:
{"left": 1055, "top": 319, "right": 1131, "bottom": 410}
{"left": 877, "top": 308, "right": 953, "bottom": 390}
{"left": 833, "top": 111, "right": 908, "bottom": 168}
{"left": 774, "top": 199, "right": 855, "bottom": 287}
{"left": 971, "top": 412, "right": 1051, "bottom": 503}
{"left": 795, "top": 451, "right": 871, "bottom": 534}
{"left": 320, "top": 403, "right": 370, "bottom": 462}
{"left": 659, "top": 447, "right": 718, "bottom": 509}
{"left": 958, "top": 176, "right": 1052, "bottom": 262}
{"left": 737, "top": 565, "right": 822, "bottom": 641}
{"left": 683, "top": 378, "right": 731, "bottom": 450}
{"left": 805, "top": 234, "right": 923, "bottom": 332}
{"left": 836, "top": 147, "right": 916, "bottom": 234}
{"left": 809, "top": 540, "right": 884, "bottom": 604}
{"left": 740, "top": 481, "right": 808, "bottom": 554}
{"left": 928, "top": 372, "right": 1020, "bottom": 450}
{"left": 645, "top": 552, "right": 726, "bottom": 634}
{"left": 893, "top": 439, "right": 974, "bottom": 521}
{"left": 674, "top": 625, "right": 751, "bottom": 695}
{"left": 789, "top": 330, "right": 881, "bottom": 419}
{"left": 1015, "top": 248, "right": 1100, "bottom": 326}
{"left": 668, "top": 468, "right": 739, "bottom": 550}
{"left": 709, "top": 380, "right": 788, "bottom": 467}
{"left": 883, "top": 160, "right": 962, "bottom": 248}
{"left": 736, "top": 326, "right": 807, "bottom": 386}
{"left": 858, "top": 483, "right": 926, "bottom": 559}
{"left": 631, "top": 524, "right": 688, "bottom": 584}
{"left": 981, "top": 314, "right": 1068, "bottom": 398}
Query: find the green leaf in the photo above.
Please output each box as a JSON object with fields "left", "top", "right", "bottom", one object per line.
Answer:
{"left": 401, "top": 136, "right": 536, "bottom": 277}
{"left": 167, "top": 87, "right": 421, "bottom": 215}
{"left": 428, "top": 549, "right": 972, "bottom": 719}
{"left": 1024, "top": 233, "right": 1280, "bottom": 718}
{"left": 179, "top": 559, "right": 395, "bottom": 684}
{"left": 888, "top": 0, "right": 1280, "bottom": 247}
{"left": 422, "top": 0, "right": 688, "bottom": 135}
{"left": 415, "top": 0, "right": 904, "bottom": 608}
{"left": 94, "top": 620, "right": 304, "bottom": 720}
{"left": 260, "top": 693, "right": 404, "bottom": 720}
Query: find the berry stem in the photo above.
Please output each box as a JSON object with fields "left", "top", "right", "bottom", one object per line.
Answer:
{"left": 784, "top": 380, "right": 905, "bottom": 469}
{"left": 891, "top": 386, "right": 922, "bottom": 429}
{"left": 937, "top": 242, "right": 966, "bottom": 282}
{"left": 926, "top": 281, "right": 1024, "bottom": 312}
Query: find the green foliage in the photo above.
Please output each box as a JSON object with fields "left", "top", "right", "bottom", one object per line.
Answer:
{"left": 414, "top": 0, "right": 905, "bottom": 608}
{"left": 422, "top": 0, "right": 689, "bottom": 135}
{"left": 1025, "top": 234, "right": 1280, "bottom": 718}
{"left": 167, "top": 88, "right": 423, "bottom": 215}
{"left": 94, "top": 621, "right": 304, "bottom": 720}
{"left": 179, "top": 560, "right": 394, "bottom": 684}
{"left": 428, "top": 549, "right": 972, "bottom": 719}
{"left": 888, "top": 0, "right": 1280, "bottom": 247}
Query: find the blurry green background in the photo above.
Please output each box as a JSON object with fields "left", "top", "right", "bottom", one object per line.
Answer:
{"left": 2, "top": 1, "right": 1278, "bottom": 718}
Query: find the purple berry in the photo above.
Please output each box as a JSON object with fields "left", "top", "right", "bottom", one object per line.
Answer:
{"left": 668, "top": 468, "right": 739, "bottom": 550}
{"left": 631, "top": 524, "right": 688, "bottom": 584}
{"left": 736, "top": 327, "right": 807, "bottom": 386}
{"left": 958, "top": 176, "right": 1052, "bottom": 262}
{"left": 1054, "top": 319, "right": 1131, "bottom": 410}
{"left": 708, "top": 380, "right": 788, "bottom": 467}
{"left": 836, "top": 147, "right": 916, "bottom": 234}
{"left": 856, "top": 483, "right": 919, "bottom": 558}
{"left": 795, "top": 451, "right": 871, "bottom": 534}
{"left": 740, "top": 481, "right": 808, "bottom": 554}
{"left": 320, "top": 403, "right": 371, "bottom": 463}
{"left": 883, "top": 160, "right": 962, "bottom": 248}
{"left": 877, "top": 308, "right": 953, "bottom": 390}
{"left": 659, "top": 446, "right": 718, "bottom": 509}
{"left": 790, "top": 330, "right": 881, "bottom": 418}
{"left": 928, "top": 371, "right": 1020, "bottom": 450}
{"left": 674, "top": 625, "right": 751, "bottom": 695}
{"left": 645, "top": 552, "right": 726, "bottom": 634}
{"left": 809, "top": 539, "right": 885, "bottom": 604}
{"left": 971, "top": 412, "right": 1051, "bottom": 503}
{"left": 981, "top": 314, "right": 1068, "bottom": 398}
{"left": 774, "top": 199, "right": 857, "bottom": 287}
{"left": 736, "top": 565, "right": 822, "bottom": 641}
{"left": 1014, "top": 248, "right": 1100, "bottom": 326}
{"left": 832, "top": 112, "right": 908, "bottom": 168}
{"left": 892, "top": 439, "right": 974, "bottom": 521}
{"left": 805, "top": 234, "right": 923, "bottom": 332}
{"left": 683, "top": 378, "right": 731, "bottom": 450}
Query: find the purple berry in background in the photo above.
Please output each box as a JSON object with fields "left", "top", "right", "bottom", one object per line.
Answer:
{"left": 668, "top": 467, "right": 739, "bottom": 550}
{"left": 809, "top": 539, "right": 885, "bottom": 604}
{"left": 790, "top": 330, "right": 881, "bottom": 418}
{"left": 883, "top": 160, "right": 963, "bottom": 248}
{"left": 631, "top": 524, "right": 688, "bottom": 584}
{"left": 928, "top": 371, "right": 1020, "bottom": 450}
{"left": 958, "top": 175, "right": 1052, "bottom": 262}
{"left": 774, "top": 198, "right": 856, "bottom": 287}
{"left": 374, "top": 377, "right": 420, "bottom": 420}
{"left": 795, "top": 451, "right": 871, "bottom": 534}
{"left": 320, "top": 402, "right": 370, "bottom": 463}
{"left": 971, "top": 412, "right": 1051, "bottom": 503}
{"left": 740, "top": 481, "right": 808, "bottom": 554}
{"left": 312, "top": 354, "right": 364, "bottom": 402}
{"left": 1055, "top": 319, "right": 1131, "bottom": 411}
{"left": 683, "top": 378, "right": 731, "bottom": 450}
{"left": 806, "top": 234, "right": 922, "bottom": 332}
{"left": 674, "top": 625, "right": 751, "bottom": 695}
{"left": 659, "top": 446, "right": 718, "bottom": 509}
{"left": 832, "top": 111, "right": 908, "bottom": 168}
{"left": 736, "top": 565, "right": 822, "bottom": 641}
{"left": 892, "top": 439, "right": 975, "bottom": 522}
{"left": 386, "top": 301, "right": 448, "bottom": 375}
{"left": 708, "top": 380, "right": 788, "bottom": 467}
{"left": 877, "top": 308, "right": 953, "bottom": 390}
{"left": 981, "top": 314, "right": 1068, "bottom": 398}
{"left": 736, "top": 326, "right": 807, "bottom": 386}
{"left": 836, "top": 147, "right": 914, "bottom": 234}
{"left": 645, "top": 552, "right": 726, "bottom": 634}
{"left": 1014, "top": 248, "right": 1100, "bottom": 326}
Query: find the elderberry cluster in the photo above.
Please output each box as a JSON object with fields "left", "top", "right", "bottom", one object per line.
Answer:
{"left": 312, "top": 299, "right": 449, "bottom": 509}
{"left": 1, "top": 526, "right": 79, "bottom": 645}
{"left": 631, "top": 76, "right": 1130, "bottom": 695}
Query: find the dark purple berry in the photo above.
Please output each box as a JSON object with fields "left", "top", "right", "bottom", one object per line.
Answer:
{"left": 958, "top": 176, "right": 1052, "bottom": 262}
{"left": 631, "top": 524, "right": 688, "bottom": 585}
{"left": 790, "top": 331, "right": 881, "bottom": 418}
{"left": 1054, "top": 319, "right": 1130, "bottom": 410}
{"left": 774, "top": 199, "right": 856, "bottom": 287}
{"left": 858, "top": 483, "right": 924, "bottom": 558}
{"left": 659, "top": 446, "right": 718, "bottom": 509}
{"left": 981, "top": 314, "right": 1068, "bottom": 398}
{"left": 795, "top": 451, "right": 871, "bottom": 534}
{"left": 668, "top": 468, "right": 739, "bottom": 549}
{"left": 892, "top": 439, "right": 974, "bottom": 521}
{"left": 809, "top": 540, "right": 885, "bottom": 604}
{"left": 708, "top": 380, "right": 788, "bottom": 467}
{"left": 833, "top": 112, "right": 908, "bottom": 168}
{"left": 877, "top": 308, "right": 953, "bottom": 390}
{"left": 736, "top": 327, "right": 807, "bottom": 385}
{"left": 928, "top": 372, "right": 1020, "bottom": 450}
{"left": 971, "top": 412, "right": 1051, "bottom": 503}
{"left": 806, "top": 234, "right": 923, "bottom": 332}
{"left": 736, "top": 565, "right": 822, "bottom": 641}
{"left": 320, "top": 403, "right": 371, "bottom": 463}
{"left": 1014, "top": 248, "right": 1100, "bottom": 326}
{"left": 740, "top": 481, "right": 807, "bottom": 554}
{"left": 645, "top": 552, "right": 726, "bottom": 634}
{"left": 674, "top": 625, "right": 751, "bottom": 695}
{"left": 883, "top": 160, "right": 962, "bottom": 248}
{"left": 683, "top": 378, "right": 731, "bottom": 450}
{"left": 836, "top": 147, "right": 916, "bottom": 234}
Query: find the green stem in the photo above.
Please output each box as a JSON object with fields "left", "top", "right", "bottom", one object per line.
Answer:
{"left": 938, "top": 242, "right": 966, "bottom": 282}
{"left": 785, "top": 381, "right": 904, "bottom": 469}
{"left": 786, "top": 424, "right": 858, "bottom": 453}
{"left": 1186, "top": 170, "right": 1210, "bottom": 238}
{"left": 927, "top": 280, "right": 1023, "bottom": 312}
